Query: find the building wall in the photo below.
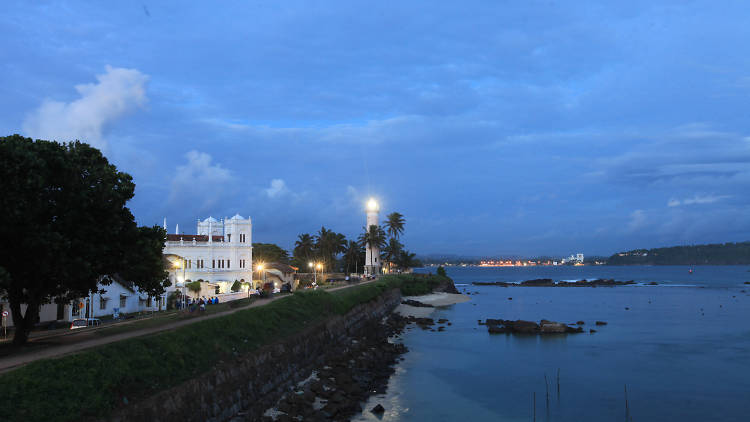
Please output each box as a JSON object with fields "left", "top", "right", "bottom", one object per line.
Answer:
{"left": 364, "top": 209, "right": 381, "bottom": 275}
{"left": 165, "top": 215, "right": 253, "bottom": 288}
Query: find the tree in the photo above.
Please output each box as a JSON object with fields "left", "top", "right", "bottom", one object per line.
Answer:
{"left": 231, "top": 280, "right": 242, "bottom": 292}
{"left": 394, "top": 249, "right": 421, "bottom": 270}
{"left": 382, "top": 237, "right": 403, "bottom": 272}
{"left": 0, "top": 135, "right": 169, "bottom": 345}
{"left": 252, "top": 243, "right": 291, "bottom": 265}
{"left": 314, "top": 227, "right": 347, "bottom": 272}
{"left": 293, "top": 233, "right": 315, "bottom": 262}
{"left": 359, "top": 224, "right": 386, "bottom": 270}
{"left": 384, "top": 212, "right": 406, "bottom": 239}
{"left": 342, "top": 240, "right": 364, "bottom": 274}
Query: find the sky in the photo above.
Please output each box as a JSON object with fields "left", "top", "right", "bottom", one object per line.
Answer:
{"left": 2, "top": 1, "right": 750, "bottom": 257}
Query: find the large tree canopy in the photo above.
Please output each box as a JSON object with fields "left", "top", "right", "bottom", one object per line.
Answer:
{"left": 0, "top": 134, "right": 168, "bottom": 345}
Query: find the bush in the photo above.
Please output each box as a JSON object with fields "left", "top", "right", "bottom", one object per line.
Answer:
{"left": 230, "top": 280, "right": 241, "bottom": 292}
{"left": 186, "top": 281, "right": 202, "bottom": 293}
{"left": 436, "top": 266, "right": 447, "bottom": 277}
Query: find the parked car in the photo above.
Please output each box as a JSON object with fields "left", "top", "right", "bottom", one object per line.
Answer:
{"left": 70, "top": 318, "right": 101, "bottom": 330}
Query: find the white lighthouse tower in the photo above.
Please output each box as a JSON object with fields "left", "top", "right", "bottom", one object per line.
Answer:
{"left": 364, "top": 198, "right": 381, "bottom": 276}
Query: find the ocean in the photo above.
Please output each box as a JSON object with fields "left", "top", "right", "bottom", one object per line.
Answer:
{"left": 353, "top": 265, "right": 750, "bottom": 422}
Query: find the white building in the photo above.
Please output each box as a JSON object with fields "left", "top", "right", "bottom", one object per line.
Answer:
{"left": 163, "top": 215, "right": 253, "bottom": 293}
{"left": 0, "top": 274, "right": 167, "bottom": 327}
{"left": 364, "top": 199, "right": 381, "bottom": 276}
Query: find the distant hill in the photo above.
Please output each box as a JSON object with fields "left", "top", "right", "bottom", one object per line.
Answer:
{"left": 607, "top": 241, "right": 750, "bottom": 265}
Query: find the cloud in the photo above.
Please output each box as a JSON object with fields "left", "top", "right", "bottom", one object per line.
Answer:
{"left": 264, "top": 179, "right": 289, "bottom": 198}
{"left": 667, "top": 194, "right": 731, "bottom": 207}
{"left": 169, "top": 151, "right": 233, "bottom": 212}
{"left": 22, "top": 65, "right": 148, "bottom": 150}
{"left": 627, "top": 209, "right": 646, "bottom": 232}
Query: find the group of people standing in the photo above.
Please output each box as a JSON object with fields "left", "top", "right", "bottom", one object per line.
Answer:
{"left": 176, "top": 296, "right": 220, "bottom": 312}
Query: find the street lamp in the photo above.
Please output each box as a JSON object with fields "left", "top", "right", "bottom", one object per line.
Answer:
{"left": 257, "top": 263, "right": 265, "bottom": 291}
{"left": 316, "top": 262, "right": 322, "bottom": 284}
{"left": 309, "top": 262, "right": 315, "bottom": 285}
{"left": 173, "top": 259, "right": 187, "bottom": 310}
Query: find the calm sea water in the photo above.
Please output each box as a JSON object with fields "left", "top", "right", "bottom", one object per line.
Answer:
{"left": 354, "top": 266, "right": 750, "bottom": 422}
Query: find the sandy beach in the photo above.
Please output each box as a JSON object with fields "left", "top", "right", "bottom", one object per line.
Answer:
{"left": 394, "top": 292, "right": 470, "bottom": 318}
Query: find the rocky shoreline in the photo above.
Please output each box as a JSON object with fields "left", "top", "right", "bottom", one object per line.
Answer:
{"left": 256, "top": 314, "right": 411, "bottom": 422}
{"left": 479, "top": 318, "right": 607, "bottom": 334}
{"left": 473, "top": 278, "right": 638, "bottom": 287}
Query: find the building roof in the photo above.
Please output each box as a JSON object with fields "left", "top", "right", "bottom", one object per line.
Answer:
{"left": 229, "top": 213, "right": 245, "bottom": 220}
{"left": 267, "top": 263, "right": 296, "bottom": 274}
{"left": 166, "top": 234, "right": 224, "bottom": 242}
{"left": 203, "top": 216, "right": 219, "bottom": 223}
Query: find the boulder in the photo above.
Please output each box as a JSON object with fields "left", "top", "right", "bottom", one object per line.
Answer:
{"left": 576, "top": 321, "right": 585, "bottom": 325}
{"left": 540, "top": 322, "right": 567, "bottom": 333}
{"left": 371, "top": 404, "right": 385, "bottom": 414}
{"left": 507, "top": 320, "right": 540, "bottom": 334}
{"left": 487, "top": 325, "right": 506, "bottom": 334}
{"left": 595, "top": 321, "right": 607, "bottom": 326}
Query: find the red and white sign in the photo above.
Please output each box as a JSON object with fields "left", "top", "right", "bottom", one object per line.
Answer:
{"left": 1, "top": 311, "right": 8, "bottom": 317}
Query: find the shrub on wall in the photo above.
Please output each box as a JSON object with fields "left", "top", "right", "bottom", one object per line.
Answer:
{"left": 186, "top": 281, "right": 202, "bottom": 293}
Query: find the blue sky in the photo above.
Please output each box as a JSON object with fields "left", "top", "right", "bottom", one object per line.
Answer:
{"left": 2, "top": 1, "right": 750, "bottom": 256}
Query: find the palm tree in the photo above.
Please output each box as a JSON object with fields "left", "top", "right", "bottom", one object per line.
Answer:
{"left": 342, "top": 240, "right": 363, "bottom": 274}
{"left": 384, "top": 212, "right": 405, "bottom": 239}
{"left": 294, "top": 233, "right": 315, "bottom": 265}
{"left": 382, "top": 237, "right": 403, "bottom": 273}
{"left": 359, "top": 224, "right": 386, "bottom": 270}
{"left": 394, "top": 249, "right": 419, "bottom": 270}
{"left": 314, "top": 227, "right": 348, "bottom": 271}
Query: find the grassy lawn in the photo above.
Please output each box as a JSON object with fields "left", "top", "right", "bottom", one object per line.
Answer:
{"left": 0, "top": 274, "right": 450, "bottom": 422}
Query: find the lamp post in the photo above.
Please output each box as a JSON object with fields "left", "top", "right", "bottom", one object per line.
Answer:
{"left": 173, "top": 258, "right": 187, "bottom": 310}
{"left": 309, "top": 262, "right": 315, "bottom": 285}
{"left": 257, "top": 263, "right": 265, "bottom": 291}
{"left": 316, "top": 263, "right": 323, "bottom": 284}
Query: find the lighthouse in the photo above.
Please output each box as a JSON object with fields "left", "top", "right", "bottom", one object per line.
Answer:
{"left": 364, "top": 198, "right": 381, "bottom": 276}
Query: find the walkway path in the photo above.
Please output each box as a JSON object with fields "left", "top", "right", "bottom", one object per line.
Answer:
{"left": 0, "top": 280, "right": 376, "bottom": 374}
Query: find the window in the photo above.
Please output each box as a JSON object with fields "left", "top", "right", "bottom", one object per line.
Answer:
{"left": 227, "top": 234, "right": 231, "bottom": 242}
{"left": 227, "top": 260, "right": 230, "bottom": 268}
{"left": 72, "top": 302, "right": 80, "bottom": 316}
{"left": 239, "top": 233, "right": 246, "bottom": 243}
{"left": 120, "top": 295, "right": 127, "bottom": 308}
{"left": 212, "top": 259, "right": 215, "bottom": 268}
{"left": 99, "top": 296, "right": 107, "bottom": 310}
{"left": 147, "top": 297, "right": 152, "bottom": 307}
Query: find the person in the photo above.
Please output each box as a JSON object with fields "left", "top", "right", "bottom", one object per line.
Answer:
{"left": 199, "top": 298, "right": 206, "bottom": 312}
{"left": 214, "top": 296, "right": 219, "bottom": 304}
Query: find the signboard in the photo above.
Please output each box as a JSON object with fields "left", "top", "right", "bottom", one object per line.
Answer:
{"left": 113, "top": 307, "right": 120, "bottom": 319}
{"left": 1, "top": 311, "right": 7, "bottom": 317}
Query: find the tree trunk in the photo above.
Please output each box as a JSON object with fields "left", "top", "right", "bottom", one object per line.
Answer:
{"left": 10, "top": 298, "right": 40, "bottom": 346}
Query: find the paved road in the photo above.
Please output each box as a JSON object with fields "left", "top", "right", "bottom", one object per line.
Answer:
{"left": 0, "top": 280, "right": 376, "bottom": 374}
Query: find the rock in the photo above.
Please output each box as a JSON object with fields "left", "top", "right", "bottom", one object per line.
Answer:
{"left": 540, "top": 322, "right": 567, "bottom": 333}
{"left": 371, "top": 404, "right": 385, "bottom": 414}
{"left": 507, "top": 297, "right": 513, "bottom": 300}
{"left": 401, "top": 299, "right": 433, "bottom": 308}
{"left": 590, "top": 329, "right": 597, "bottom": 333}
{"left": 625, "top": 307, "right": 630, "bottom": 310}
{"left": 595, "top": 321, "right": 607, "bottom": 326}
{"left": 576, "top": 321, "right": 585, "bottom": 325}
{"left": 487, "top": 325, "right": 506, "bottom": 334}
{"left": 564, "top": 325, "right": 584, "bottom": 333}
{"left": 506, "top": 320, "right": 540, "bottom": 334}
{"left": 647, "top": 281, "right": 658, "bottom": 285}
{"left": 485, "top": 318, "right": 504, "bottom": 326}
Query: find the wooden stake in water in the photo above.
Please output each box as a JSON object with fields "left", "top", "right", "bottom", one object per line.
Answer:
{"left": 533, "top": 391, "right": 536, "bottom": 422}
{"left": 557, "top": 368, "right": 560, "bottom": 398}
{"left": 544, "top": 373, "right": 550, "bottom": 408}
{"left": 624, "top": 384, "right": 630, "bottom": 421}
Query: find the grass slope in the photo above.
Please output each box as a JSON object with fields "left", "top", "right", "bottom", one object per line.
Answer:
{"left": 0, "top": 274, "right": 450, "bottom": 422}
